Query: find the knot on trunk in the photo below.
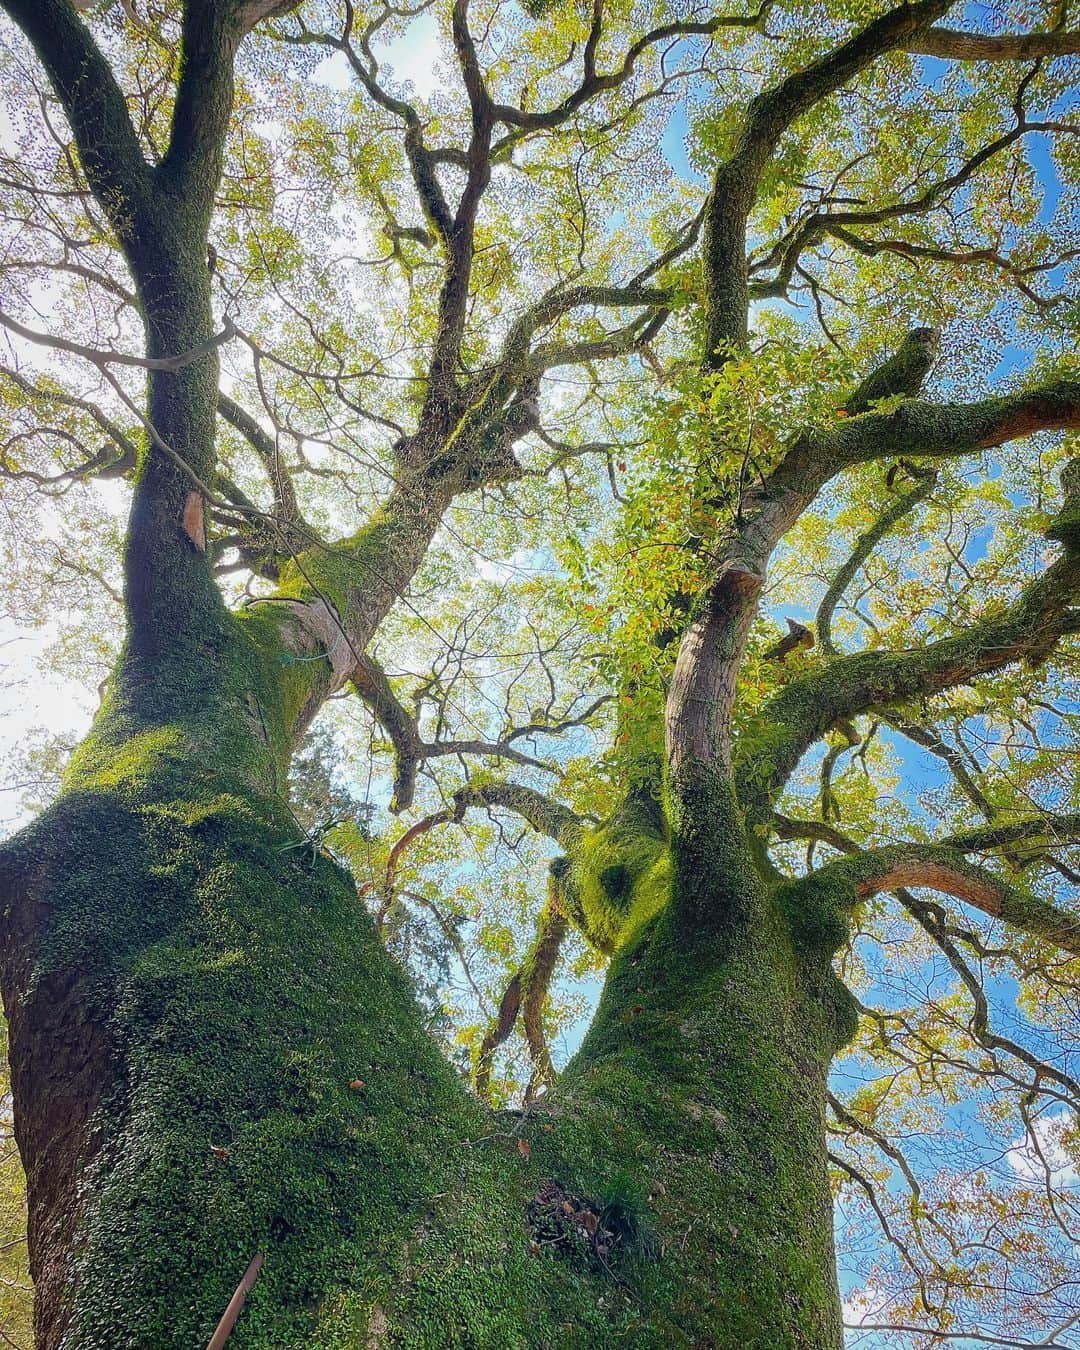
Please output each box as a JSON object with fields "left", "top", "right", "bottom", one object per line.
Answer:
{"left": 280, "top": 598, "right": 355, "bottom": 692}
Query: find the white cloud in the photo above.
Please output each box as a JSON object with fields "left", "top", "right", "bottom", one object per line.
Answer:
{"left": 842, "top": 1282, "right": 889, "bottom": 1333}
{"left": 1007, "top": 1111, "right": 1079, "bottom": 1186}
{"left": 312, "top": 16, "right": 443, "bottom": 99}
{"left": 375, "top": 16, "right": 442, "bottom": 99}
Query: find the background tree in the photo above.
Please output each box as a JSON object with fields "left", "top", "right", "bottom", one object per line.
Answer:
{"left": 0, "top": 0, "right": 1079, "bottom": 1345}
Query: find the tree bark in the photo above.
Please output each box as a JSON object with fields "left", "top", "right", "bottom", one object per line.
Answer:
{"left": 0, "top": 664, "right": 848, "bottom": 1344}
{"left": 0, "top": 4, "right": 1000, "bottom": 1343}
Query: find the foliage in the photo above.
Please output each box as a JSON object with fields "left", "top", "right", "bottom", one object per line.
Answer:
{"left": 0, "top": 1022, "right": 31, "bottom": 1349}
{"left": 0, "top": 0, "right": 1079, "bottom": 1343}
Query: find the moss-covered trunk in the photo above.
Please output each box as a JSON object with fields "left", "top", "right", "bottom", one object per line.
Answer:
{"left": 1, "top": 651, "right": 848, "bottom": 1348}
{"left": 528, "top": 775, "right": 850, "bottom": 1347}
{"left": 551, "top": 934, "right": 845, "bottom": 1345}
{"left": 0, "top": 614, "right": 508, "bottom": 1346}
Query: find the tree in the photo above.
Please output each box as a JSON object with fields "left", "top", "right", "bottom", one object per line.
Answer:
{"left": 0, "top": 1030, "right": 31, "bottom": 1347}
{"left": 0, "top": 0, "right": 1079, "bottom": 1344}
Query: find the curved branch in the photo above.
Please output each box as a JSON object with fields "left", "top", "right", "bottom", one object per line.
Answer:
{"left": 749, "top": 120, "right": 1066, "bottom": 302}
{"left": 487, "top": 3, "right": 775, "bottom": 142}
{"left": 217, "top": 391, "right": 301, "bottom": 526}
{"left": 529, "top": 307, "right": 670, "bottom": 375}
{"left": 771, "top": 814, "right": 1079, "bottom": 966}
{"left": 824, "top": 228, "right": 1079, "bottom": 312}
{"left": 897, "top": 889, "right": 1080, "bottom": 1106}
{"left": 284, "top": 12, "right": 453, "bottom": 242}
{"left": 474, "top": 881, "right": 569, "bottom": 1103}
{"left": 350, "top": 657, "right": 608, "bottom": 813}
{"left": 810, "top": 845, "right": 1080, "bottom": 955}
{"left": 908, "top": 25, "right": 1080, "bottom": 60}
{"left": 739, "top": 543, "right": 1080, "bottom": 818}
{"left": 453, "top": 783, "right": 583, "bottom": 849}
{"left": 468, "top": 284, "right": 670, "bottom": 430}
{"left": 0, "top": 308, "right": 236, "bottom": 372}
{"left": 817, "top": 469, "right": 938, "bottom": 655}
{"left": 0, "top": 0, "right": 151, "bottom": 245}
{"left": 521, "top": 898, "right": 568, "bottom": 1104}
{"left": 882, "top": 712, "right": 996, "bottom": 818}
{"left": 0, "top": 368, "right": 139, "bottom": 480}
{"left": 828, "top": 1152, "right": 933, "bottom": 1304}
{"left": 703, "top": 0, "right": 950, "bottom": 355}
{"left": 666, "top": 330, "right": 937, "bottom": 781}
{"left": 473, "top": 970, "right": 522, "bottom": 1100}
{"left": 350, "top": 654, "right": 424, "bottom": 813}
{"left": 376, "top": 782, "right": 582, "bottom": 923}
{"left": 941, "top": 813, "right": 1080, "bottom": 856}
{"left": 771, "top": 812, "right": 857, "bottom": 856}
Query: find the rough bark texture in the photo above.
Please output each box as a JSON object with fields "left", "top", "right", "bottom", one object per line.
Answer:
{"left": 5, "top": 0, "right": 1080, "bottom": 1343}
{"left": 0, "top": 684, "right": 850, "bottom": 1345}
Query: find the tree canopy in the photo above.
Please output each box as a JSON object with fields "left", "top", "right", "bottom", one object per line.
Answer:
{"left": 1, "top": 0, "right": 1080, "bottom": 1344}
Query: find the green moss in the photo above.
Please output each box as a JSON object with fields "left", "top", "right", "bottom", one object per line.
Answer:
{"left": 527, "top": 898, "right": 844, "bottom": 1348}
{"left": 570, "top": 787, "right": 671, "bottom": 953}
{"left": 276, "top": 514, "right": 394, "bottom": 612}
{"left": 1048, "top": 459, "right": 1080, "bottom": 550}
{"left": 1046, "top": 499, "right": 1080, "bottom": 551}
{"left": 67, "top": 599, "right": 303, "bottom": 806}
{"left": 5, "top": 780, "right": 493, "bottom": 1346}
{"left": 776, "top": 872, "right": 849, "bottom": 955}
{"left": 3, "top": 596, "right": 853, "bottom": 1347}
{"left": 2, "top": 701, "right": 672, "bottom": 1346}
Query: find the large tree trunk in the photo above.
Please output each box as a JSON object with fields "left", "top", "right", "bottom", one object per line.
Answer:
{"left": 1, "top": 662, "right": 848, "bottom": 1347}
{"left": 0, "top": 630, "right": 483, "bottom": 1348}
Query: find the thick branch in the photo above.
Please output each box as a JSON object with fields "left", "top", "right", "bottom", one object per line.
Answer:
{"left": 461, "top": 285, "right": 669, "bottom": 444}
{"left": 774, "top": 804, "right": 1080, "bottom": 903}
{"left": 806, "top": 846, "right": 1080, "bottom": 955}
{"left": 520, "top": 896, "right": 568, "bottom": 1104}
{"left": 908, "top": 25, "right": 1080, "bottom": 60}
{"left": 7, "top": 4, "right": 254, "bottom": 650}
{"left": 942, "top": 813, "right": 1080, "bottom": 856}
{"left": 473, "top": 972, "right": 522, "bottom": 1101}
{"left": 741, "top": 545, "right": 1080, "bottom": 817}
{"left": 238, "top": 0, "right": 300, "bottom": 33}
{"left": 247, "top": 385, "right": 557, "bottom": 738}
{"left": 779, "top": 379, "right": 1080, "bottom": 486}
{"left": 350, "top": 654, "right": 424, "bottom": 812}
{"left": 703, "top": 0, "right": 950, "bottom": 355}
{"left": 666, "top": 330, "right": 939, "bottom": 781}
{"left": 474, "top": 882, "right": 568, "bottom": 1103}
{"left": 157, "top": 0, "right": 243, "bottom": 218}
{"left": 733, "top": 0, "right": 951, "bottom": 178}
{"left": 771, "top": 812, "right": 857, "bottom": 856}
{"left": 453, "top": 783, "right": 583, "bottom": 850}
{"left": 528, "top": 307, "right": 670, "bottom": 376}
{"left": 0, "top": 0, "right": 151, "bottom": 246}
{"left": 417, "top": 0, "right": 495, "bottom": 400}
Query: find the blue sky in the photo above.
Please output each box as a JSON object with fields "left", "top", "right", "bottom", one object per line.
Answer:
{"left": 0, "top": 9, "right": 1076, "bottom": 1345}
